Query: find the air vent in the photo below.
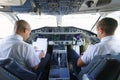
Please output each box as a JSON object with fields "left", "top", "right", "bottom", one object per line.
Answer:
{"left": 96, "top": 0, "right": 112, "bottom": 7}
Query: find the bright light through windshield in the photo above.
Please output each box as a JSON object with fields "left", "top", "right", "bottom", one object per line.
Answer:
{"left": 106, "top": 11, "right": 120, "bottom": 39}
{"left": 17, "top": 14, "right": 57, "bottom": 30}
{"left": 0, "top": 11, "right": 120, "bottom": 39}
{"left": 62, "top": 13, "right": 100, "bottom": 30}
{"left": 17, "top": 13, "right": 100, "bottom": 31}
{"left": 0, "top": 13, "right": 14, "bottom": 38}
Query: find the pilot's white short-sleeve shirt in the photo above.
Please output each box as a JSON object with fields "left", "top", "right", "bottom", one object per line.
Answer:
{"left": 81, "top": 36, "right": 120, "bottom": 65}
{"left": 0, "top": 34, "right": 40, "bottom": 70}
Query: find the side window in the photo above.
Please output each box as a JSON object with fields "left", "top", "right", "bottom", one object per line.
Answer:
{"left": 0, "top": 13, "right": 14, "bottom": 39}
{"left": 93, "top": 11, "right": 120, "bottom": 40}
{"left": 106, "top": 11, "right": 120, "bottom": 40}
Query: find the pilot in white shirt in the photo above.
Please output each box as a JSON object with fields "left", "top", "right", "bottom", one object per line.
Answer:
{"left": 81, "top": 36, "right": 120, "bottom": 65}
{"left": 77, "top": 17, "right": 120, "bottom": 68}
{"left": 0, "top": 20, "right": 42, "bottom": 71}
{"left": 1, "top": 34, "right": 40, "bottom": 70}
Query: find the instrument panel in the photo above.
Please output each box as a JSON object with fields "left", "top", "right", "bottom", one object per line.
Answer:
{"left": 27, "top": 26, "right": 98, "bottom": 45}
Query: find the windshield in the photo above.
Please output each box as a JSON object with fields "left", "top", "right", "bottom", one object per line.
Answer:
{"left": 17, "top": 14, "right": 57, "bottom": 29}
{"left": 0, "top": 11, "right": 120, "bottom": 39}
{"left": 17, "top": 12, "right": 120, "bottom": 39}
{"left": 0, "top": 12, "right": 14, "bottom": 38}
{"left": 106, "top": 11, "right": 120, "bottom": 39}
{"left": 17, "top": 13, "right": 100, "bottom": 30}
{"left": 62, "top": 13, "right": 100, "bottom": 30}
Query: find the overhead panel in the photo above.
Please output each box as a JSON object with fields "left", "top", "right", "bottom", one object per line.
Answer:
{"left": 39, "top": 0, "right": 84, "bottom": 15}
{"left": 0, "top": 0, "right": 120, "bottom": 15}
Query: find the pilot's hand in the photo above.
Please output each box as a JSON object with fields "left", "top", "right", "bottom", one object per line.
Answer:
{"left": 39, "top": 50, "right": 44, "bottom": 59}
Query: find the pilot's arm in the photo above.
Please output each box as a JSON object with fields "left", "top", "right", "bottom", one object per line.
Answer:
{"left": 26, "top": 45, "right": 40, "bottom": 71}
{"left": 77, "top": 58, "right": 86, "bottom": 67}
{"left": 77, "top": 44, "right": 97, "bottom": 67}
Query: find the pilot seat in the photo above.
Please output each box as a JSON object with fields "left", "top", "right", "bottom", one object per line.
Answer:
{"left": 0, "top": 58, "right": 37, "bottom": 80}
{"left": 77, "top": 54, "right": 120, "bottom": 80}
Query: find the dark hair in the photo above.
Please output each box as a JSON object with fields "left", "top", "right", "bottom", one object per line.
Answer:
{"left": 97, "top": 17, "right": 118, "bottom": 35}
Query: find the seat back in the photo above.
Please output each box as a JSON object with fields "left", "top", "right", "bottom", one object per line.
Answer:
{"left": 0, "top": 67, "right": 20, "bottom": 80}
{"left": 78, "top": 54, "right": 120, "bottom": 80}
{"left": 95, "top": 59, "right": 120, "bottom": 80}
{"left": 0, "top": 58, "right": 37, "bottom": 80}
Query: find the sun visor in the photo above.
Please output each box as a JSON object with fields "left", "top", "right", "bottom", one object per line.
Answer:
{"left": 0, "top": 0, "right": 26, "bottom": 6}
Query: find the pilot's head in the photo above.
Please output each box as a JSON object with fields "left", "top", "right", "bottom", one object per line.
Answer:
{"left": 96, "top": 17, "right": 118, "bottom": 39}
{"left": 14, "top": 20, "right": 31, "bottom": 41}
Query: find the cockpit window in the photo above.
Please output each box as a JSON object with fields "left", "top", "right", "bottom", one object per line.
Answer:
{"left": 0, "top": 11, "right": 120, "bottom": 39}
{"left": 92, "top": 11, "right": 120, "bottom": 39}
{"left": 17, "top": 13, "right": 57, "bottom": 30}
{"left": 62, "top": 13, "right": 100, "bottom": 30}
{"left": 107, "top": 11, "right": 120, "bottom": 39}
{"left": 0, "top": 12, "right": 14, "bottom": 38}
{"left": 17, "top": 13, "right": 100, "bottom": 31}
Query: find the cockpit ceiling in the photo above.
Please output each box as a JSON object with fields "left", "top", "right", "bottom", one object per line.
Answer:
{"left": 0, "top": 0, "right": 120, "bottom": 15}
